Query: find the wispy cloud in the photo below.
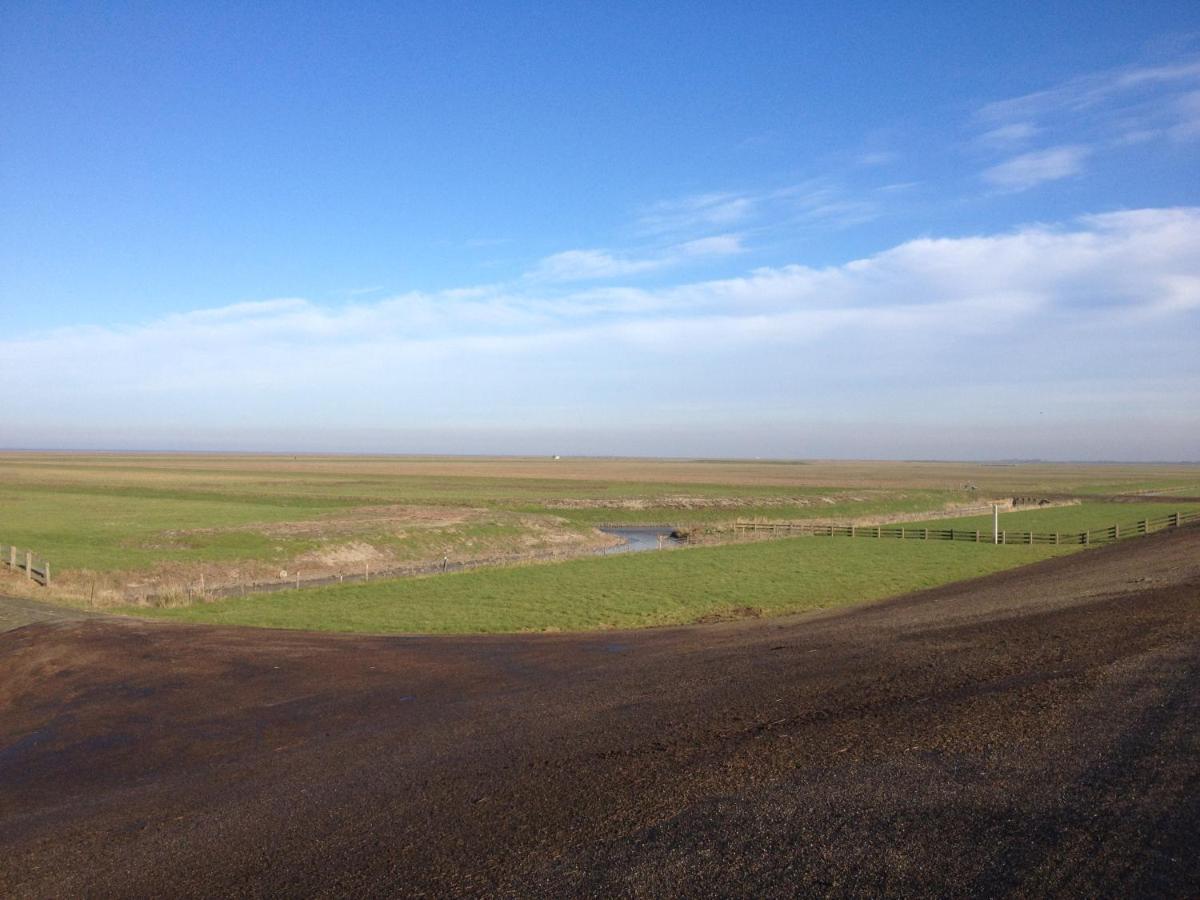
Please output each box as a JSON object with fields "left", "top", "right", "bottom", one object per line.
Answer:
{"left": 979, "top": 59, "right": 1200, "bottom": 125}
{"left": 973, "top": 56, "right": 1200, "bottom": 190}
{"left": 1170, "top": 89, "right": 1200, "bottom": 140}
{"left": 636, "top": 192, "right": 756, "bottom": 236}
{"left": 983, "top": 145, "right": 1091, "bottom": 191}
{"left": 857, "top": 151, "right": 897, "bottom": 167}
{"left": 977, "top": 121, "right": 1040, "bottom": 149}
{"left": 525, "top": 234, "right": 745, "bottom": 283}
{"left": 636, "top": 181, "right": 882, "bottom": 243}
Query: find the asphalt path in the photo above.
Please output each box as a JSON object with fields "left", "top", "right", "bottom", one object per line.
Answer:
{"left": 2, "top": 527, "right": 1198, "bottom": 897}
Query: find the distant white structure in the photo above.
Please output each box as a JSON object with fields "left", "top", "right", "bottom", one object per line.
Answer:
{"left": 553, "top": 455, "right": 561, "bottom": 460}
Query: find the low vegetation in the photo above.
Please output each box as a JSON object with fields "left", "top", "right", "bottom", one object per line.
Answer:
{"left": 912, "top": 501, "right": 1200, "bottom": 535}
{"left": 4, "top": 453, "right": 1197, "bottom": 617}
{"left": 131, "top": 537, "right": 1074, "bottom": 634}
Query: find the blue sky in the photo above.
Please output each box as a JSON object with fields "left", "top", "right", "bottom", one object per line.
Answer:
{"left": 2, "top": 2, "right": 1198, "bottom": 458}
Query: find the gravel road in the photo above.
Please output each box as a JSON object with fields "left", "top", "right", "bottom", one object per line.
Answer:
{"left": 2, "top": 527, "right": 1198, "bottom": 897}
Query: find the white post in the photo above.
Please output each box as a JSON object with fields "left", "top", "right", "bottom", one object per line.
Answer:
{"left": 993, "top": 504, "right": 999, "bottom": 545}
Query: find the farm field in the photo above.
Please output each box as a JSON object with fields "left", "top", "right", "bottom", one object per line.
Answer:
{"left": 2, "top": 452, "right": 1198, "bottom": 618}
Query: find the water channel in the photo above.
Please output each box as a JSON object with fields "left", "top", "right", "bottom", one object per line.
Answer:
{"left": 597, "top": 526, "right": 685, "bottom": 554}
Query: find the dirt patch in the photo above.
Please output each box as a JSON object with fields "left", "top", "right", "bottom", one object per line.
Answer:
{"left": 695, "top": 605, "right": 765, "bottom": 624}
{"left": 260, "top": 504, "right": 484, "bottom": 536}
{"left": 543, "top": 494, "right": 876, "bottom": 510}
{"left": 295, "top": 540, "right": 390, "bottom": 568}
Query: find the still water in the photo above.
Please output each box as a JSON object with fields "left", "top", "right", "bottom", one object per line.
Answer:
{"left": 598, "top": 526, "right": 683, "bottom": 554}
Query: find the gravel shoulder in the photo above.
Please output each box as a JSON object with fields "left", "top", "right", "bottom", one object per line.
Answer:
{"left": 0, "top": 593, "right": 97, "bottom": 633}
{"left": 2, "top": 526, "right": 1198, "bottom": 897}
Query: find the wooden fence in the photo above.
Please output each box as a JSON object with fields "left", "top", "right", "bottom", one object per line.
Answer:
{"left": 734, "top": 509, "right": 1199, "bottom": 547}
{"left": 1, "top": 544, "right": 51, "bottom": 586}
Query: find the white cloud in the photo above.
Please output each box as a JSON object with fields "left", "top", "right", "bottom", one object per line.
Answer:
{"left": 5, "top": 209, "right": 1197, "bottom": 455}
{"left": 526, "top": 249, "right": 665, "bottom": 282}
{"left": 634, "top": 179, "right": 881, "bottom": 240}
{"left": 525, "top": 234, "right": 744, "bottom": 282}
{"left": 636, "top": 192, "right": 756, "bottom": 236}
{"left": 1169, "top": 89, "right": 1200, "bottom": 140}
{"left": 857, "top": 151, "right": 897, "bottom": 166}
{"left": 977, "top": 122, "right": 1040, "bottom": 148}
{"left": 982, "top": 145, "right": 1090, "bottom": 191}
{"left": 675, "top": 235, "right": 744, "bottom": 257}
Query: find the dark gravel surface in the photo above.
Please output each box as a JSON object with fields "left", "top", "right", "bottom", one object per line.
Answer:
{"left": 0, "top": 593, "right": 95, "bottom": 633}
{"left": 2, "top": 527, "right": 1199, "bottom": 898}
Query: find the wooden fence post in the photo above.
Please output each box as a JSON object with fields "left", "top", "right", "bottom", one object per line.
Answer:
{"left": 25, "top": 551, "right": 32, "bottom": 580}
{"left": 9, "top": 546, "right": 14, "bottom": 569}
{"left": 923, "top": 528, "right": 928, "bottom": 540}
{"left": 974, "top": 530, "right": 979, "bottom": 543}
{"left": 44, "top": 562, "right": 50, "bottom": 587}
{"left": 1055, "top": 532, "right": 1059, "bottom": 545}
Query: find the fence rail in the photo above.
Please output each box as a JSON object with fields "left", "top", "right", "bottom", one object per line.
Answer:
{"left": 734, "top": 510, "right": 1200, "bottom": 548}
{"left": 1, "top": 544, "right": 51, "bottom": 586}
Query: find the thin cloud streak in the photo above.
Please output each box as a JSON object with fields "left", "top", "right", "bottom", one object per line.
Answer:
{"left": 525, "top": 234, "right": 745, "bottom": 283}
{"left": 973, "top": 56, "right": 1200, "bottom": 191}
{"left": 983, "top": 145, "right": 1091, "bottom": 191}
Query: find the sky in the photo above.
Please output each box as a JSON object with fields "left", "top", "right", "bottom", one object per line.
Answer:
{"left": 1, "top": 1, "right": 1198, "bottom": 460}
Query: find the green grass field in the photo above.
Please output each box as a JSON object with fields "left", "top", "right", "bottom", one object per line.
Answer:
{"left": 913, "top": 501, "right": 1200, "bottom": 535}
{"left": 131, "top": 537, "right": 1074, "bottom": 634}
{"left": 5, "top": 453, "right": 1197, "bottom": 621}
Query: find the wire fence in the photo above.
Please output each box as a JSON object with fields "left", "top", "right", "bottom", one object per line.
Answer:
{"left": 1, "top": 544, "right": 51, "bottom": 586}
{"left": 733, "top": 509, "right": 1200, "bottom": 546}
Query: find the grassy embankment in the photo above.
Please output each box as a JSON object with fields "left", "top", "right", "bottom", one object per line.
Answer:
{"left": 132, "top": 537, "right": 1075, "bottom": 633}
